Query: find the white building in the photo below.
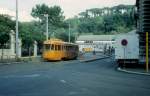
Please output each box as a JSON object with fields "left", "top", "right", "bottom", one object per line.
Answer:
{"left": 76, "top": 35, "right": 115, "bottom": 52}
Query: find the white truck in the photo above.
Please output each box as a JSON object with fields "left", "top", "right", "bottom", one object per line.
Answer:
{"left": 115, "top": 32, "right": 139, "bottom": 67}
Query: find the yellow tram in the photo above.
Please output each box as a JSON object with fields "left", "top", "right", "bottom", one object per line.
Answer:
{"left": 42, "top": 39, "right": 79, "bottom": 61}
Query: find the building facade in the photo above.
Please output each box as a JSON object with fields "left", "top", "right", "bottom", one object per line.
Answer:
{"left": 76, "top": 35, "right": 115, "bottom": 52}
{"left": 136, "top": 0, "right": 150, "bottom": 63}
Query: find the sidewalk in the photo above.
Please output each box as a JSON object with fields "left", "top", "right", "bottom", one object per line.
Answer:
{"left": 79, "top": 52, "right": 111, "bottom": 62}
{"left": 117, "top": 67, "right": 150, "bottom": 76}
{"left": 0, "top": 53, "right": 111, "bottom": 65}
{"left": 0, "top": 56, "right": 42, "bottom": 66}
{"left": 20, "top": 56, "right": 42, "bottom": 62}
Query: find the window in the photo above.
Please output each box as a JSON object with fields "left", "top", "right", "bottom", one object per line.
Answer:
{"left": 58, "top": 45, "right": 61, "bottom": 50}
{"left": 62, "top": 45, "right": 64, "bottom": 50}
{"left": 44, "top": 44, "right": 50, "bottom": 50}
{"left": 66, "top": 46, "right": 69, "bottom": 51}
{"left": 55, "top": 45, "right": 58, "bottom": 50}
{"left": 85, "top": 41, "right": 93, "bottom": 43}
{"left": 64, "top": 46, "right": 67, "bottom": 51}
{"left": 55, "top": 45, "right": 61, "bottom": 51}
{"left": 51, "top": 44, "right": 54, "bottom": 50}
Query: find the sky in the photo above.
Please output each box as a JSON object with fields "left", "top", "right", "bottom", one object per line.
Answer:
{"left": 0, "top": 0, "right": 136, "bottom": 22}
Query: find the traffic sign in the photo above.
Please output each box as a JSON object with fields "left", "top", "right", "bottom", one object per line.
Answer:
{"left": 121, "top": 39, "right": 128, "bottom": 46}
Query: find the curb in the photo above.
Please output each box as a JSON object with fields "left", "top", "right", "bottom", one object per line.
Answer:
{"left": 80, "top": 56, "right": 111, "bottom": 62}
{"left": 0, "top": 61, "right": 24, "bottom": 66}
{"left": 117, "top": 67, "right": 150, "bottom": 76}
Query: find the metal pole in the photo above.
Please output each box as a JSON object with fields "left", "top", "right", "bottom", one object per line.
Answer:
{"left": 146, "top": 32, "right": 149, "bottom": 72}
{"left": 46, "top": 14, "right": 49, "bottom": 40}
{"left": 16, "top": 0, "right": 19, "bottom": 58}
{"left": 69, "top": 23, "right": 70, "bottom": 43}
{"left": 123, "top": 47, "right": 126, "bottom": 68}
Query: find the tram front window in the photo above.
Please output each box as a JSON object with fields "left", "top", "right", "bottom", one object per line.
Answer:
{"left": 44, "top": 44, "right": 51, "bottom": 51}
{"left": 44, "top": 44, "right": 55, "bottom": 51}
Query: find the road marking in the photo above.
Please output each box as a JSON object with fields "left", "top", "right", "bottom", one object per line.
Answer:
{"left": 60, "top": 80, "right": 67, "bottom": 83}
{"left": 22, "top": 74, "right": 40, "bottom": 77}
{"left": 68, "top": 91, "right": 78, "bottom": 95}
{"left": 2, "top": 74, "right": 40, "bottom": 78}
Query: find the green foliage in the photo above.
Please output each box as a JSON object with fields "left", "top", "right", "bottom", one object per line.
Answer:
{"left": 20, "top": 21, "right": 45, "bottom": 48}
{"left": 30, "top": 4, "right": 69, "bottom": 42}
{"left": 0, "top": 15, "right": 15, "bottom": 45}
{"left": 31, "top": 4, "right": 64, "bottom": 27}
{"left": 76, "top": 4, "right": 136, "bottom": 35}
{"left": 54, "top": 28, "right": 75, "bottom": 42}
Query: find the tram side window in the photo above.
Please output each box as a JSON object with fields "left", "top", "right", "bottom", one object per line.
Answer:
{"left": 55, "top": 45, "right": 60, "bottom": 51}
{"left": 70, "top": 46, "right": 73, "bottom": 51}
{"left": 63, "top": 46, "right": 65, "bottom": 51}
{"left": 50, "top": 44, "right": 54, "bottom": 50}
{"left": 66, "top": 46, "right": 67, "bottom": 51}
{"left": 61, "top": 45, "right": 64, "bottom": 50}
{"left": 67, "top": 46, "right": 69, "bottom": 51}
{"left": 65, "top": 46, "right": 67, "bottom": 51}
{"left": 58, "top": 45, "right": 61, "bottom": 51}
{"left": 55, "top": 45, "right": 58, "bottom": 50}
{"left": 68, "top": 46, "right": 71, "bottom": 51}
{"left": 64, "top": 46, "right": 66, "bottom": 51}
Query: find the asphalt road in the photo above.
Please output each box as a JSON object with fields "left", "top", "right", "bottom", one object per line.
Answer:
{"left": 0, "top": 57, "right": 150, "bottom": 96}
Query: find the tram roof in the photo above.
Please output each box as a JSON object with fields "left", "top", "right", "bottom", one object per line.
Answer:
{"left": 44, "top": 38, "right": 78, "bottom": 46}
{"left": 44, "top": 38, "right": 64, "bottom": 44}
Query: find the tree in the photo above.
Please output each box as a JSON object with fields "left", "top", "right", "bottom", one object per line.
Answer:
{"left": 79, "top": 11, "right": 90, "bottom": 18}
{"left": 20, "top": 21, "right": 45, "bottom": 56}
{"left": 77, "top": 4, "right": 135, "bottom": 34}
{"left": 31, "top": 4, "right": 65, "bottom": 27}
{"left": 0, "top": 15, "right": 15, "bottom": 45}
{"left": 0, "top": 15, "right": 15, "bottom": 60}
{"left": 31, "top": 4, "right": 67, "bottom": 44}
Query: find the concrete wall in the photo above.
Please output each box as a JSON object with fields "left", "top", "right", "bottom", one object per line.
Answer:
{"left": 0, "top": 49, "right": 16, "bottom": 59}
{"left": 0, "top": 31, "right": 38, "bottom": 59}
{"left": 0, "top": 31, "right": 16, "bottom": 59}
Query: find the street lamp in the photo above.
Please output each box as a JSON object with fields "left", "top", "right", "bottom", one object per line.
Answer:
{"left": 44, "top": 14, "right": 49, "bottom": 40}
{"left": 16, "top": 0, "right": 19, "bottom": 58}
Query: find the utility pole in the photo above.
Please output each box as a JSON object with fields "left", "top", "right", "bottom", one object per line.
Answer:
{"left": 146, "top": 32, "right": 149, "bottom": 72}
{"left": 44, "top": 14, "right": 49, "bottom": 40}
{"left": 69, "top": 23, "right": 71, "bottom": 43}
{"left": 16, "top": 0, "right": 19, "bottom": 58}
